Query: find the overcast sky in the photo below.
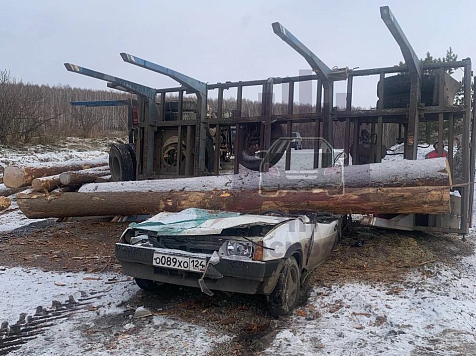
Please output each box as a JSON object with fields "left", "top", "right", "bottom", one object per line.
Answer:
{"left": 1, "top": 0, "right": 475, "bottom": 108}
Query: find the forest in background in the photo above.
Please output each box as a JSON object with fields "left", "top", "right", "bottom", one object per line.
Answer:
{"left": 0, "top": 70, "right": 131, "bottom": 145}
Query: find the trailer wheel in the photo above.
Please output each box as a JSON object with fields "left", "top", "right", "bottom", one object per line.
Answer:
{"left": 267, "top": 256, "right": 301, "bottom": 317}
{"left": 379, "top": 93, "right": 434, "bottom": 108}
{"left": 240, "top": 123, "right": 286, "bottom": 171}
{"left": 126, "top": 143, "right": 137, "bottom": 174}
{"left": 205, "top": 137, "right": 215, "bottom": 172}
{"left": 162, "top": 138, "right": 186, "bottom": 168}
{"left": 109, "top": 143, "right": 135, "bottom": 182}
{"left": 162, "top": 136, "right": 214, "bottom": 173}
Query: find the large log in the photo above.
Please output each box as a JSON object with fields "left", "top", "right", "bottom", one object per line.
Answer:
{"left": 16, "top": 158, "right": 451, "bottom": 218}
{"left": 3, "top": 158, "right": 108, "bottom": 188}
{"left": 79, "top": 157, "right": 451, "bottom": 194}
{"left": 59, "top": 166, "right": 110, "bottom": 186}
{"left": 16, "top": 186, "right": 450, "bottom": 218}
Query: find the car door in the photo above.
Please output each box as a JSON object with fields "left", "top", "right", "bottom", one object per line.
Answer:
{"left": 304, "top": 218, "right": 338, "bottom": 269}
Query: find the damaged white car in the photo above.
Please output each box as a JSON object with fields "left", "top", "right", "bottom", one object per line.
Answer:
{"left": 115, "top": 208, "right": 341, "bottom": 316}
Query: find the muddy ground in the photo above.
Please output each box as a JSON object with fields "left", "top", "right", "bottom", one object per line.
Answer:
{"left": 0, "top": 216, "right": 473, "bottom": 355}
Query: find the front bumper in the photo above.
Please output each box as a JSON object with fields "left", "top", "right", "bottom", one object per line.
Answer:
{"left": 115, "top": 243, "right": 283, "bottom": 295}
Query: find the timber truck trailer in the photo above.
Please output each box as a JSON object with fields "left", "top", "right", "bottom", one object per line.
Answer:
{"left": 65, "top": 6, "right": 475, "bottom": 236}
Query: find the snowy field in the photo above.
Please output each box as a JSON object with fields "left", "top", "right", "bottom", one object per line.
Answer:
{"left": 0, "top": 140, "right": 475, "bottom": 355}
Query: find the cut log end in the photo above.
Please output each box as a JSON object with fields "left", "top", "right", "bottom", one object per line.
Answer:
{"left": 3, "top": 166, "right": 26, "bottom": 188}
{"left": 0, "top": 196, "right": 11, "bottom": 210}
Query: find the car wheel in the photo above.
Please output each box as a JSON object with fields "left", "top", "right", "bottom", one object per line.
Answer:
{"left": 135, "top": 278, "right": 160, "bottom": 291}
{"left": 267, "top": 256, "right": 301, "bottom": 317}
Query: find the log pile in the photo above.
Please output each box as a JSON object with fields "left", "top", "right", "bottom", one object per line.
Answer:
{"left": 0, "top": 159, "right": 110, "bottom": 213}
{"left": 3, "top": 158, "right": 108, "bottom": 188}
{"left": 15, "top": 157, "right": 452, "bottom": 218}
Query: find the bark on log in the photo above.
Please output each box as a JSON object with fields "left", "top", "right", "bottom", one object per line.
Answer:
{"left": 59, "top": 166, "right": 110, "bottom": 186}
{"left": 32, "top": 166, "right": 110, "bottom": 192}
{"left": 16, "top": 186, "right": 450, "bottom": 218}
{"left": 0, "top": 184, "right": 24, "bottom": 197}
{"left": 3, "top": 158, "right": 108, "bottom": 188}
{"left": 32, "top": 174, "right": 62, "bottom": 192}
{"left": 95, "top": 175, "right": 111, "bottom": 183}
{"left": 79, "top": 157, "right": 451, "bottom": 194}
{"left": 0, "top": 196, "right": 10, "bottom": 210}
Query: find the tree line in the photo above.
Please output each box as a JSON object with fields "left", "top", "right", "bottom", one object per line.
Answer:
{"left": 0, "top": 70, "right": 131, "bottom": 145}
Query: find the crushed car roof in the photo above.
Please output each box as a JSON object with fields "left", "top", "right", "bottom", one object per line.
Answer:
{"left": 127, "top": 208, "right": 295, "bottom": 236}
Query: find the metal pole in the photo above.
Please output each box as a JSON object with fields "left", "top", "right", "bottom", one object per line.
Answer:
{"left": 285, "top": 81, "right": 294, "bottom": 170}
{"left": 344, "top": 75, "right": 353, "bottom": 166}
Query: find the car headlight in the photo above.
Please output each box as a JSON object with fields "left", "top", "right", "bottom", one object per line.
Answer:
{"left": 130, "top": 234, "right": 149, "bottom": 245}
{"left": 223, "top": 241, "right": 254, "bottom": 258}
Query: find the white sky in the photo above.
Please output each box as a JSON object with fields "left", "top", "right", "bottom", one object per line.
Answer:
{"left": 1, "top": 0, "right": 475, "bottom": 108}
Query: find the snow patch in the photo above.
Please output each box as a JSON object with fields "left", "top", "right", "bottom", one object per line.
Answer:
{"left": 264, "top": 247, "right": 476, "bottom": 356}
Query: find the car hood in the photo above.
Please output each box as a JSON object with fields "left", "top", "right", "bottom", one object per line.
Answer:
{"left": 127, "top": 208, "right": 294, "bottom": 236}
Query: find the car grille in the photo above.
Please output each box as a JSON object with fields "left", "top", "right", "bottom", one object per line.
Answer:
{"left": 151, "top": 235, "right": 226, "bottom": 254}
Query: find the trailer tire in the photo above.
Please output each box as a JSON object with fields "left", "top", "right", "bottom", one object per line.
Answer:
{"left": 126, "top": 143, "right": 137, "bottom": 179}
{"left": 109, "top": 143, "right": 135, "bottom": 182}
{"left": 379, "top": 93, "right": 434, "bottom": 108}
{"left": 378, "top": 74, "right": 435, "bottom": 96}
{"left": 205, "top": 137, "right": 215, "bottom": 173}
{"left": 240, "top": 124, "right": 286, "bottom": 171}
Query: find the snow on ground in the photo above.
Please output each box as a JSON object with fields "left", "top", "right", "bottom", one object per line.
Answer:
{"left": 0, "top": 267, "right": 230, "bottom": 356}
{"left": 383, "top": 142, "right": 456, "bottom": 162}
{"left": 0, "top": 199, "right": 47, "bottom": 232}
{"left": 0, "top": 137, "right": 110, "bottom": 168}
{"left": 0, "top": 268, "right": 135, "bottom": 325}
{"left": 263, "top": 253, "right": 476, "bottom": 356}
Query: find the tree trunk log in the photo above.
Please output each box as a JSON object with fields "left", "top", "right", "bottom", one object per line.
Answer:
{"left": 31, "top": 174, "right": 62, "bottom": 192}
{"left": 59, "top": 166, "right": 110, "bottom": 186}
{"left": 3, "top": 158, "right": 108, "bottom": 188}
{"left": 0, "top": 184, "right": 24, "bottom": 197}
{"left": 17, "top": 158, "right": 451, "bottom": 218}
{"left": 79, "top": 157, "right": 451, "bottom": 194}
{"left": 17, "top": 186, "right": 450, "bottom": 218}
{"left": 0, "top": 196, "right": 10, "bottom": 211}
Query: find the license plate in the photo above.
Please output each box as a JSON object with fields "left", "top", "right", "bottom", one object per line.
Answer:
{"left": 152, "top": 252, "right": 206, "bottom": 272}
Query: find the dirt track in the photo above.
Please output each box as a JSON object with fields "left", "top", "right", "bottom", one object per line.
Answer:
{"left": 0, "top": 218, "right": 473, "bottom": 355}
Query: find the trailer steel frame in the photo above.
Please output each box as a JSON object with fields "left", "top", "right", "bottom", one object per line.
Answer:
{"left": 66, "top": 6, "right": 474, "bottom": 234}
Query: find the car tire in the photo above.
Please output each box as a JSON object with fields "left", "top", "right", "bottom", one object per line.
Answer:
{"left": 135, "top": 278, "right": 159, "bottom": 291}
{"left": 267, "top": 256, "right": 301, "bottom": 317}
